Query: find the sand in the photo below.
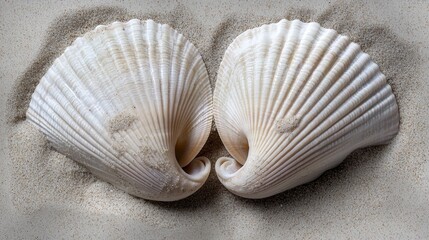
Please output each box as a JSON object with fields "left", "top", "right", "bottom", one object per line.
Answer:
{"left": 1, "top": 0, "right": 428, "bottom": 239}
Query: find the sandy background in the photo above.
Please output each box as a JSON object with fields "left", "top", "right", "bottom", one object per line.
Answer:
{"left": 1, "top": 0, "right": 428, "bottom": 239}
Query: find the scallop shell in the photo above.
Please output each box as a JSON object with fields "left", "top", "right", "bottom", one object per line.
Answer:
{"left": 26, "top": 19, "right": 213, "bottom": 201}
{"left": 213, "top": 19, "right": 399, "bottom": 199}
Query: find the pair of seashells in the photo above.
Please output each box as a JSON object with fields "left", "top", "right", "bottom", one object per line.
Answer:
{"left": 27, "top": 19, "right": 399, "bottom": 201}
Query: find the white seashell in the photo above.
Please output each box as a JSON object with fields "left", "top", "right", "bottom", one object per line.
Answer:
{"left": 213, "top": 19, "right": 399, "bottom": 199}
{"left": 26, "top": 19, "right": 213, "bottom": 201}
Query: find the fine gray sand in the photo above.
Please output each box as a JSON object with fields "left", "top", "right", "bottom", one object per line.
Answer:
{"left": 1, "top": 1, "right": 428, "bottom": 239}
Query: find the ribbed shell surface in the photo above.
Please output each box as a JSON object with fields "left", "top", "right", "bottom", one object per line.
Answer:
{"left": 213, "top": 19, "right": 399, "bottom": 199}
{"left": 26, "top": 19, "right": 213, "bottom": 201}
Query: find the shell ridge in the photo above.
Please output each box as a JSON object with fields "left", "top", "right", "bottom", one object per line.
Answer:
{"left": 258, "top": 26, "right": 289, "bottom": 138}
{"left": 257, "top": 26, "right": 339, "bottom": 152}
{"left": 93, "top": 24, "right": 165, "bottom": 185}
{"left": 254, "top": 24, "right": 278, "bottom": 141}
{"left": 250, "top": 82, "right": 395, "bottom": 193}
{"left": 176, "top": 54, "right": 202, "bottom": 125}
{"left": 294, "top": 35, "right": 350, "bottom": 118}
{"left": 261, "top": 21, "right": 305, "bottom": 139}
{"left": 241, "top": 49, "right": 254, "bottom": 163}
{"left": 214, "top": 59, "right": 248, "bottom": 161}
{"left": 171, "top": 44, "right": 206, "bottom": 165}
{"left": 144, "top": 21, "right": 166, "bottom": 153}
{"left": 259, "top": 59, "right": 383, "bottom": 169}
{"left": 125, "top": 22, "right": 164, "bottom": 153}
{"left": 171, "top": 42, "right": 192, "bottom": 138}
{"left": 274, "top": 22, "right": 323, "bottom": 120}
{"left": 102, "top": 69, "right": 168, "bottom": 188}
{"left": 254, "top": 25, "right": 336, "bottom": 164}
{"left": 287, "top": 28, "right": 338, "bottom": 115}
{"left": 81, "top": 37, "right": 119, "bottom": 120}
{"left": 35, "top": 76, "right": 116, "bottom": 162}
{"left": 296, "top": 38, "right": 360, "bottom": 120}
{"left": 134, "top": 21, "right": 162, "bottom": 155}
{"left": 170, "top": 40, "right": 187, "bottom": 143}
{"left": 28, "top": 98, "right": 75, "bottom": 151}
{"left": 256, "top": 141, "right": 355, "bottom": 197}
{"left": 238, "top": 44, "right": 252, "bottom": 148}
{"left": 255, "top": 25, "right": 304, "bottom": 150}
{"left": 259, "top": 85, "right": 396, "bottom": 188}
{"left": 61, "top": 30, "right": 159, "bottom": 193}
{"left": 153, "top": 22, "right": 169, "bottom": 150}
{"left": 160, "top": 24, "right": 174, "bottom": 146}
{"left": 232, "top": 90, "right": 392, "bottom": 196}
{"left": 114, "top": 24, "right": 161, "bottom": 159}
{"left": 102, "top": 27, "right": 148, "bottom": 153}
{"left": 260, "top": 94, "right": 397, "bottom": 194}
